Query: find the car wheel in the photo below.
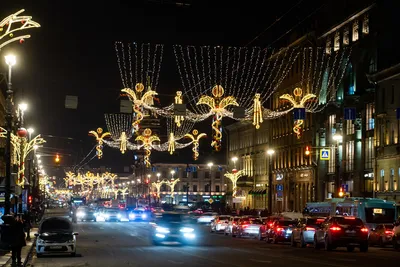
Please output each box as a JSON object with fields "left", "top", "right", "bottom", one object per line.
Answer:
{"left": 93, "top": 219, "right": 97, "bottom": 222}
{"left": 258, "top": 232, "right": 264, "bottom": 241}
{"left": 325, "top": 236, "right": 333, "bottom": 251}
{"left": 71, "top": 252, "right": 76, "bottom": 257}
{"left": 291, "top": 235, "right": 296, "bottom": 247}
{"left": 360, "top": 242, "right": 368, "bottom": 252}
{"left": 346, "top": 246, "right": 355, "bottom": 252}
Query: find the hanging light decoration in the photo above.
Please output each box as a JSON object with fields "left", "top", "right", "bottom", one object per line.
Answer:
{"left": 89, "top": 128, "right": 111, "bottom": 159}
{"left": 252, "top": 93, "right": 263, "bottom": 129}
{"left": 135, "top": 128, "right": 160, "bottom": 167}
{"left": 174, "top": 91, "right": 184, "bottom": 127}
{"left": 184, "top": 129, "right": 206, "bottom": 160}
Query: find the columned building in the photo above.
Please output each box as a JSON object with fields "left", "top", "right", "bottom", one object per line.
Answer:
{"left": 151, "top": 163, "right": 227, "bottom": 206}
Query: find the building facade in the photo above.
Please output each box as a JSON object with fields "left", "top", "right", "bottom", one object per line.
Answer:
{"left": 152, "top": 163, "right": 227, "bottom": 206}
{"left": 227, "top": 2, "right": 381, "bottom": 212}
{"left": 368, "top": 64, "right": 400, "bottom": 202}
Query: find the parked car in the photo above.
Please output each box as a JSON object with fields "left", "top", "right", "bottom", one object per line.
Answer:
{"left": 291, "top": 217, "right": 326, "bottom": 247}
{"left": 35, "top": 217, "right": 78, "bottom": 257}
{"left": 369, "top": 223, "right": 394, "bottom": 247}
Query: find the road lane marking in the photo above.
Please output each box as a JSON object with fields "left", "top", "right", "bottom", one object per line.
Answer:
{"left": 171, "top": 248, "right": 246, "bottom": 267}
{"left": 250, "top": 259, "right": 272, "bottom": 263}
{"left": 168, "top": 260, "right": 184, "bottom": 264}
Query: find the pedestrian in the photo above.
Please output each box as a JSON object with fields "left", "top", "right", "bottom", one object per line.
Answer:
{"left": 10, "top": 214, "right": 26, "bottom": 267}
{"left": 23, "top": 211, "right": 32, "bottom": 241}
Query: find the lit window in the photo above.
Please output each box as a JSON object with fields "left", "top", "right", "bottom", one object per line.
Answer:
{"left": 346, "top": 120, "right": 355, "bottom": 135}
{"left": 366, "top": 103, "right": 375, "bottom": 130}
{"left": 362, "top": 14, "right": 369, "bottom": 34}
{"left": 352, "top": 20, "right": 359, "bottom": 41}
{"left": 380, "top": 169, "right": 385, "bottom": 191}
{"left": 326, "top": 38, "right": 332, "bottom": 55}
{"left": 364, "top": 137, "right": 374, "bottom": 169}
{"left": 334, "top": 32, "right": 340, "bottom": 51}
{"left": 343, "top": 27, "right": 350, "bottom": 45}
{"left": 345, "top": 141, "right": 354, "bottom": 172}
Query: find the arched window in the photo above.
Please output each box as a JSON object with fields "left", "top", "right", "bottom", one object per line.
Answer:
{"left": 345, "top": 63, "right": 355, "bottom": 95}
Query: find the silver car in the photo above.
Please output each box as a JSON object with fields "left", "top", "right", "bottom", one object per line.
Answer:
{"left": 35, "top": 217, "right": 78, "bottom": 257}
{"left": 291, "top": 217, "right": 326, "bottom": 247}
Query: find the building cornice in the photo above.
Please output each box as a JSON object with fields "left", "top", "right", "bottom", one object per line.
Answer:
{"left": 367, "top": 63, "right": 400, "bottom": 84}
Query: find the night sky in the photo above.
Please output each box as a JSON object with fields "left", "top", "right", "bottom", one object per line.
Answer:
{"left": 0, "top": 0, "right": 368, "bottom": 177}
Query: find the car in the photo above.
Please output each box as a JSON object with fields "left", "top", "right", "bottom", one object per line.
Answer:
{"left": 224, "top": 216, "right": 240, "bottom": 236}
{"left": 369, "top": 223, "right": 394, "bottom": 247}
{"left": 151, "top": 212, "right": 197, "bottom": 245}
{"left": 258, "top": 216, "right": 282, "bottom": 240}
{"left": 197, "top": 212, "right": 217, "bottom": 224}
{"left": 103, "top": 209, "right": 123, "bottom": 222}
{"left": 266, "top": 219, "right": 297, "bottom": 244}
{"left": 128, "top": 210, "right": 150, "bottom": 221}
{"left": 232, "top": 217, "right": 263, "bottom": 238}
{"left": 35, "top": 217, "right": 78, "bottom": 257}
{"left": 76, "top": 207, "right": 96, "bottom": 222}
{"left": 314, "top": 216, "right": 369, "bottom": 252}
{"left": 291, "top": 217, "right": 326, "bottom": 247}
{"left": 210, "top": 215, "right": 231, "bottom": 233}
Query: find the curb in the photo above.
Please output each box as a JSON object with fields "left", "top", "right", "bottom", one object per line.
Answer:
{"left": 22, "top": 237, "right": 36, "bottom": 267}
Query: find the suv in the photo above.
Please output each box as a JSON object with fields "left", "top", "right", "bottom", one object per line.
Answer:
{"left": 314, "top": 216, "right": 369, "bottom": 252}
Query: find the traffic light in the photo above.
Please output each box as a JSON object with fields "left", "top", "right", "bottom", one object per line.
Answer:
{"left": 338, "top": 187, "right": 344, "bottom": 197}
{"left": 55, "top": 154, "right": 60, "bottom": 163}
{"left": 28, "top": 195, "right": 32, "bottom": 205}
{"left": 305, "top": 146, "right": 311, "bottom": 156}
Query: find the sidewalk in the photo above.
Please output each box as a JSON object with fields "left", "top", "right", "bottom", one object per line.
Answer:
{"left": 0, "top": 229, "right": 37, "bottom": 267}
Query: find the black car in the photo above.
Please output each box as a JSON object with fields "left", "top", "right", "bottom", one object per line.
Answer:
{"left": 151, "top": 212, "right": 196, "bottom": 245}
{"left": 76, "top": 208, "right": 96, "bottom": 222}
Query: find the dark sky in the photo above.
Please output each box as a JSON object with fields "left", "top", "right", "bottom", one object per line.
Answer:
{"left": 1, "top": 0, "right": 363, "bottom": 177}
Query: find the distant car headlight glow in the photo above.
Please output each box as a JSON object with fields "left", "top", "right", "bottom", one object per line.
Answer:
{"left": 77, "top": 212, "right": 85, "bottom": 217}
{"left": 286, "top": 229, "right": 292, "bottom": 234}
{"left": 117, "top": 214, "right": 122, "bottom": 218}
{"left": 141, "top": 214, "right": 147, "bottom": 219}
{"left": 156, "top": 227, "right": 170, "bottom": 233}
{"left": 129, "top": 213, "right": 135, "bottom": 219}
{"left": 180, "top": 227, "right": 194, "bottom": 233}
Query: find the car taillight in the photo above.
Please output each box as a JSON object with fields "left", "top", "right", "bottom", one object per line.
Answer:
{"left": 268, "top": 223, "right": 273, "bottom": 227}
{"left": 232, "top": 222, "right": 236, "bottom": 225}
{"left": 216, "top": 220, "right": 220, "bottom": 224}
{"left": 242, "top": 224, "right": 248, "bottom": 228}
{"left": 360, "top": 228, "right": 368, "bottom": 233}
{"left": 385, "top": 230, "right": 393, "bottom": 235}
{"left": 306, "top": 227, "right": 315, "bottom": 231}
{"left": 330, "top": 226, "right": 341, "bottom": 231}
{"left": 276, "top": 227, "right": 283, "bottom": 231}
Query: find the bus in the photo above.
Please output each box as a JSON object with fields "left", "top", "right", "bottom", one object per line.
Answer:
{"left": 305, "top": 197, "right": 397, "bottom": 229}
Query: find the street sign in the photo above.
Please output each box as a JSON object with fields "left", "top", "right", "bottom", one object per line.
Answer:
{"left": 342, "top": 184, "right": 349, "bottom": 192}
{"left": 293, "top": 108, "right": 306, "bottom": 120}
{"left": 232, "top": 107, "right": 246, "bottom": 118}
{"left": 397, "top": 108, "right": 400, "bottom": 120}
{"left": 320, "top": 149, "right": 330, "bottom": 160}
{"left": 344, "top": 107, "right": 356, "bottom": 120}
{"left": 276, "top": 184, "right": 283, "bottom": 191}
{"left": 208, "top": 198, "right": 213, "bottom": 204}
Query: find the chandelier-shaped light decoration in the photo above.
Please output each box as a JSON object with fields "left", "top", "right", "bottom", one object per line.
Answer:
{"left": 174, "top": 91, "right": 184, "bottom": 127}
{"left": 253, "top": 93, "right": 263, "bottom": 129}
{"left": 104, "top": 113, "right": 133, "bottom": 153}
{"left": 168, "top": 132, "right": 176, "bottom": 155}
{"left": 121, "top": 82, "right": 158, "bottom": 132}
{"left": 196, "top": 85, "right": 238, "bottom": 151}
{"left": 166, "top": 178, "right": 180, "bottom": 200}
{"left": 0, "top": 9, "right": 40, "bottom": 50}
{"left": 152, "top": 179, "right": 166, "bottom": 198}
{"left": 184, "top": 129, "right": 206, "bottom": 160}
{"left": 279, "top": 87, "right": 317, "bottom": 139}
{"left": 120, "top": 132, "right": 128, "bottom": 154}
{"left": 135, "top": 128, "right": 160, "bottom": 167}
{"left": 224, "top": 170, "right": 245, "bottom": 198}
{"left": 89, "top": 128, "right": 111, "bottom": 159}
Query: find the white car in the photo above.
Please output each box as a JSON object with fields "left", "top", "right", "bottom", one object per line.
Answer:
{"left": 393, "top": 219, "right": 400, "bottom": 250}
{"left": 197, "top": 212, "right": 218, "bottom": 224}
{"left": 35, "top": 217, "right": 78, "bottom": 257}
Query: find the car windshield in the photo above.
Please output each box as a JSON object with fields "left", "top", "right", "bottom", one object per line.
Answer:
{"left": 365, "top": 208, "right": 396, "bottom": 224}
{"left": 335, "top": 217, "right": 363, "bottom": 226}
{"left": 41, "top": 219, "right": 71, "bottom": 232}
{"left": 159, "top": 214, "right": 183, "bottom": 223}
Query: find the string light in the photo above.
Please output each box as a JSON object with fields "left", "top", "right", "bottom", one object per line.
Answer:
{"left": 224, "top": 170, "right": 245, "bottom": 198}
{"left": 104, "top": 113, "right": 133, "bottom": 140}
{"left": 89, "top": 128, "right": 111, "bottom": 159}
{"left": 174, "top": 91, "right": 184, "bottom": 127}
{"left": 152, "top": 180, "right": 166, "bottom": 198}
{"left": 165, "top": 178, "right": 180, "bottom": 200}
{"left": 252, "top": 93, "right": 263, "bottom": 129}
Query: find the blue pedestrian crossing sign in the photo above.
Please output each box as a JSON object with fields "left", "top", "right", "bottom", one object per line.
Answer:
{"left": 320, "top": 149, "right": 330, "bottom": 160}
{"left": 293, "top": 108, "right": 306, "bottom": 120}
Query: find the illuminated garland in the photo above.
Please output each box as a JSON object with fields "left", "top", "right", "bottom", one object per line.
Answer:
{"left": 104, "top": 113, "right": 133, "bottom": 140}
{"left": 135, "top": 128, "right": 160, "bottom": 167}
{"left": 174, "top": 91, "right": 184, "bottom": 127}
{"left": 89, "top": 128, "right": 111, "bottom": 159}
{"left": 224, "top": 170, "right": 245, "bottom": 198}
{"left": 152, "top": 180, "right": 166, "bottom": 198}
{"left": 0, "top": 127, "right": 6, "bottom": 138}
{"left": 0, "top": 9, "right": 40, "bottom": 50}
{"left": 252, "top": 93, "right": 263, "bottom": 129}
{"left": 197, "top": 85, "right": 238, "bottom": 151}
{"left": 184, "top": 129, "right": 206, "bottom": 160}
{"left": 166, "top": 178, "right": 180, "bottom": 200}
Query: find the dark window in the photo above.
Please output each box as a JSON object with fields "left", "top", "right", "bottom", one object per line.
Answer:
{"left": 215, "top": 185, "right": 220, "bottom": 192}
{"left": 192, "top": 171, "right": 198, "bottom": 179}
{"left": 182, "top": 171, "right": 188, "bottom": 178}
{"left": 41, "top": 219, "right": 72, "bottom": 232}
{"left": 162, "top": 171, "right": 167, "bottom": 178}
{"left": 391, "top": 85, "right": 395, "bottom": 104}
{"left": 365, "top": 208, "right": 395, "bottom": 224}
{"left": 215, "top": 172, "right": 221, "bottom": 179}
{"left": 161, "top": 184, "right": 167, "bottom": 191}
{"left": 205, "top": 171, "right": 210, "bottom": 179}
{"left": 205, "top": 185, "right": 209, "bottom": 192}
{"left": 193, "top": 185, "right": 197, "bottom": 192}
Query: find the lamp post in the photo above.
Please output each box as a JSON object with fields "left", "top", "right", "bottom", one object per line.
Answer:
{"left": 27, "top": 128, "right": 34, "bottom": 207}
{"left": 267, "top": 149, "right": 275, "bottom": 213}
{"left": 4, "top": 55, "right": 16, "bottom": 215}
{"left": 332, "top": 133, "right": 343, "bottom": 198}
{"left": 207, "top": 162, "right": 213, "bottom": 200}
{"left": 231, "top": 157, "right": 238, "bottom": 172}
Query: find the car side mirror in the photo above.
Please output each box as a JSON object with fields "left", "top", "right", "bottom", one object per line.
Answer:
{"left": 73, "top": 232, "right": 79, "bottom": 236}
{"left": 34, "top": 233, "right": 39, "bottom": 237}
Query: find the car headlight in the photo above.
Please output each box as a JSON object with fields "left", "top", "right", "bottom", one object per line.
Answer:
{"left": 180, "top": 227, "right": 194, "bottom": 233}
{"left": 286, "top": 229, "right": 292, "bottom": 234}
{"left": 104, "top": 214, "right": 110, "bottom": 219}
{"left": 156, "top": 227, "right": 170, "bottom": 233}
{"left": 141, "top": 214, "right": 147, "bottom": 219}
{"left": 117, "top": 214, "right": 122, "bottom": 218}
{"left": 67, "top": 239, "right": 74, "bottom": 243}
{"left": 129, "top": 213, "right": 135, "bottom": 219}
{"left": 37, "top": 238, "right": 45, "bottom": 244}
{"left": 77, "top": 212, "right": 85, "bottom": 217}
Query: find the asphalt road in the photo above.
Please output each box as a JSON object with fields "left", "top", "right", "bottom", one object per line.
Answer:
{"left": 29, "top": 209, "right": 400, "bottom": 267}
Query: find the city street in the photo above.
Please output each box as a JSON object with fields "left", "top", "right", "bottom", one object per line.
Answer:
{"left": 28, "top": 209, "right": 400, "bottom": 267}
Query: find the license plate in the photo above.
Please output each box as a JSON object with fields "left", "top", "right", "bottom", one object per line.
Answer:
{"left": 50, "top": 246, "right": 62, "bottom": 249}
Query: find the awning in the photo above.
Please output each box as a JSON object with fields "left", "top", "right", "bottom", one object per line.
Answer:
{"left": 249, "top": 189, "right": 266, "bottom": 195}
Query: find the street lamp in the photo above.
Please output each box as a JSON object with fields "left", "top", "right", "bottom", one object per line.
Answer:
{"left": 3, "top": 54, "right": 17, "bottom": 215}
{"left": 333, "top": 133, "right": 343, "bottom": 198}
{"left": 231, "top": 157, "right": 238, "bottom": 171}
{"left": 267, "top": 149, "right": 275, "bottom": 213}
{"left": 170, "top": 170, "right": 175, "bottom": 180}
{"left": 156, "top": 173, "right": 161, "bottom": 182}
{"left": 207, "top": 162, "right": 213, "bottom": 197}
